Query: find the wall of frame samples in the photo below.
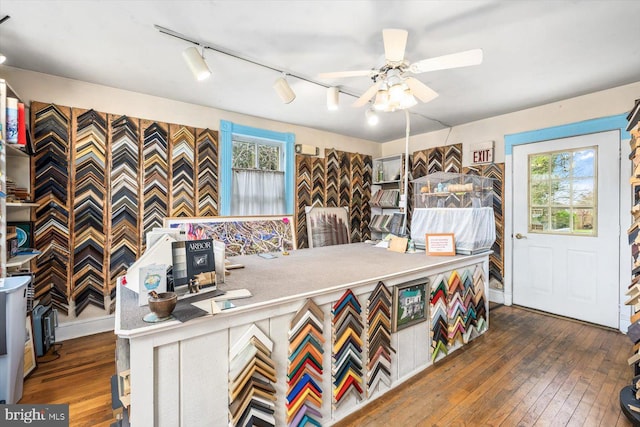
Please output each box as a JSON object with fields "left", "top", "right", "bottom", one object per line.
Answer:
{"left": 30, "top": 101, "right": 504, "bottom": 329}
{"left": 31, "top": 102, "right": 220, "bottom": 318}
{"left": 209, "top": 270, "right": 487, "bottom": 425}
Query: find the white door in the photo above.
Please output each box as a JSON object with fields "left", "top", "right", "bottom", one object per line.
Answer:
{"left": 512, "top": 130, "right": 620, "bottom": 328}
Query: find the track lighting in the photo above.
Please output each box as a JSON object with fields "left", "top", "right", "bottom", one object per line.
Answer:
{"left": 327, "top": 87, "right": 339, "bottom": 110}
{"left": 0, "top": 52, "right": 6, "bottom": 65}
{"left": 274, "top": 74, "right": 296, "bottom": 104}
{"left": 366, "top": 108, "right": 379, "bottom": 126}
{"left": 182, "top": 46, "right": 211, "bottom": 81}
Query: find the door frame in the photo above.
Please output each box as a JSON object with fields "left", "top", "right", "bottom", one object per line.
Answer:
{"left": 503, "top": 113, "right": 631, "bottom": 332}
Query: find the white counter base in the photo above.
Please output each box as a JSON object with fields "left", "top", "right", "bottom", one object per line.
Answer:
{"left": 116, "top": 243, "right": 490, "bottom": 426}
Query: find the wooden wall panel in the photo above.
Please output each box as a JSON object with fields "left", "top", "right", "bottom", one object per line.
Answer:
{"left": 349, "top": 153, "right": 364, "bottom": 243}
{"left": 195, "top": 129, "right": 219, "bottom": 217}
{"left": 71, "top": 109, "right": 108, "bottom": 315}
{"left": 311, "top": 157, "right": 325, "bottom": 208}
{"left": 339, "top": 151, "right": 351, "bottom": 208}
{"left": 296, "top": 156, "right": 312, "bottom": 249}
{"left": 31, "top": 102, "right": 72, "bottom": 315}
{"left": 484, "top": 163, "right": 505, "bottom": 287}
{"left": 427, "top": 147, "right": 444, "bottom": 174}
{"left": 325, "top": 149, "right": 340, "bottom": 208}
{"left": 141, "top": 121, "right": 169, "bottom": 247}
{"left": 444, "top": 144, "right": 462, "bottom": 173}
{"left": 361, "top": 155, "right": 372, "bottom": 241}
{"left": 412, "top": 149, "right": 429, "bottom": 179}
{"left": 109, "top": 115, "right": 140, "bottom": 291}
{"left": 463, "top": 163, "right": 505, "bottom": 288}
{"left": 170, "top": 125, "right": 196, "bottom": 217}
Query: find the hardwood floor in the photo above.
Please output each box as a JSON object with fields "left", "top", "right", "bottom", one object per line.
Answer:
{"left": 18, "top": 305, "right": 633, "bottom": 426}
{"left": 336, "top": 305, "right": 633, "bottom": 427}
{"left": 20, "top": 331, "right": 117, "bottom": 427}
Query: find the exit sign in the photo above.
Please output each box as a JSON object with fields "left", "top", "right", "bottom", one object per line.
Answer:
{"left": 471, "top": 141, "right": 494, "bottom": 165}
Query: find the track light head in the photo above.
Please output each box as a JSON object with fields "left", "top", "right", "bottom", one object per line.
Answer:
{"left": 366, "top": 107, "right": 379, "bottom": 126}
{"left": 274, "top": 75, "right": 296, "bottom": 104}
{"left": 327, "top": 87, "right": 339, "bottom": 111}
{"left": 182, "top": 46, "right": 211, "bottom": 81}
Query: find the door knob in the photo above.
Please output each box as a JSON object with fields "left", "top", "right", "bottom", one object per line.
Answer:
{"left": 515, "top": 233, "right": 527, "bottom": 239}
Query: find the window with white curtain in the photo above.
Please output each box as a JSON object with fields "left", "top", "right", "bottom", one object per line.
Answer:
{"left": 219, "top": 120, "right": 295, "bottom": 216}
{"left": 231, "top": 135, "right": 285, "bottom": 215}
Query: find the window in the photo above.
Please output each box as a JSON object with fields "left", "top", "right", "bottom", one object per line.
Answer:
{"left": 232, "top": 136, "right": 282, "bottom": 170}
{"left": 220, "top": 120, "right": 294, "bottom": 216}
{"left": 528, "top": 147, "right": 597, "bottom": 235}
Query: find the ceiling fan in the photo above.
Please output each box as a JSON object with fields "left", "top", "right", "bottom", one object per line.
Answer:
{"left": 319, "top": 29, "right": 483, "bottom": 111}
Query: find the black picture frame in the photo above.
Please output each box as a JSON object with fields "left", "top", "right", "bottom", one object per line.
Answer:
{"left": 393, "top": 278, "right": 429, "bottom": 332}
{"left": 8, "top": 221, "right": 34, "bottom": 249}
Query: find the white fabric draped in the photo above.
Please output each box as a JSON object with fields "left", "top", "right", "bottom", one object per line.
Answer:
{"left": 231, "top": 168, "right": 285, "bottom": 216}
{"left": 410, "top": 207, "right": 496, "bottom": 254}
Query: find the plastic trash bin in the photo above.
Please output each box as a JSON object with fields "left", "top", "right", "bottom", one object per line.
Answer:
{"left": 0, "top": 276, "right": 30, "bottom": 404}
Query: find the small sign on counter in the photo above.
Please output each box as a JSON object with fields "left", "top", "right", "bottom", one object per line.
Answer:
{"left": 425, "top": 233, "right": 456, "bottom": 256}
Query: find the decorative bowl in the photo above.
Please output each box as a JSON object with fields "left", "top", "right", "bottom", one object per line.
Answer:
{"left": 148, "top": 292, "right": 178, "bottom": 318}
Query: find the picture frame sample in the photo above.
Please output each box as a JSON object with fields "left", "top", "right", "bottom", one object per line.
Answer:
{"left": 8, "top": 221, "right": 34, "bottom": 249}
{"left": 304, "top": 206, "right": 350, "bottom": 248}
{"left": 393, "top": 278, "right": 429, "bottom": 332}
{"left": 24, "top": 314, "right": 36, "bottom": 378}
{"left": 164, "top": 215, "right": 296, "bottom": 257}
{"left": 425, "top": 233, "right": 456, "bottom": 256}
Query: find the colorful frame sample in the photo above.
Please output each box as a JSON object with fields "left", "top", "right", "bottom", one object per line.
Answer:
{"left": 164, "top": 215, "right": 296, "bottom": 257}
{"left": 393, "top": 278, "right": 428, "bottom": 332}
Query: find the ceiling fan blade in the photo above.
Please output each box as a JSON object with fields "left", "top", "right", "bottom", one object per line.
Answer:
{"left": 352, "top": 81, "right": 382, "bottom": 108}
{"left": 409, "top": 49, "right": 483, "bottom": 74}
{"left": 405, "top": 77, "right": 439, "bottom": 103}
{"left": 317, "top": 70, "right": 373, "bottom": 79}
{"left": 383, "top": 29, "right": 408, "bottom": 64}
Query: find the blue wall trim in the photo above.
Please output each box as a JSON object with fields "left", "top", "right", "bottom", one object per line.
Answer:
{"left": 504, "top": 113, "right": 629, "bottom": 155}
{"left": 219, "top": 120, "right": 295, "bottom": 215}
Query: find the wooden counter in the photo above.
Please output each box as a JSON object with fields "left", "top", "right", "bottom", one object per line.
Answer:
{"left": 115, "top": 243, "right": 490, "bottom": 426}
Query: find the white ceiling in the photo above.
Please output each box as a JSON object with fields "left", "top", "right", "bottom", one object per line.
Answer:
{"left": 0, "top": 1, "right": 639, "bottom": 143}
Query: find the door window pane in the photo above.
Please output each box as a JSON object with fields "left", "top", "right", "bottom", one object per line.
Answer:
{"left": 528, "top": 147, "right": 597, "bottom": 236}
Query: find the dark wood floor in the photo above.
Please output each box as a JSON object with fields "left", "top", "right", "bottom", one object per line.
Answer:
{"left": 19, "top": 304, "right": 634, "bottom": 426}
{"left": 337, "top": 305, "right": 634, "bottom": 427}
{"left": 20, "top": 331, "right": 117, "bottom": 427}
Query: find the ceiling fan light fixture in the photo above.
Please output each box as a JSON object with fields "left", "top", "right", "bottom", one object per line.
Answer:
{"left": 0, "top": 52, "right": 5, "bottom": 64}
{"left": 366, "top": 107, "right": 379, "bottom": 126}
{"left": 327, "top": 86, "right": 339, "bottom": 110}
{"left": 274, "top": 75, "right": 296, "bottom": 104}
{"left": 388, "top": 83, "right": 406, "bottom": 105}
{"left": 182, "top": 46, "right": 211, "bottom": 81}
{"left": 400, "top": 89, "right": 417, "bottom": 109}
{"left": 373, "top": 88, "right": 389, "bottom": 111}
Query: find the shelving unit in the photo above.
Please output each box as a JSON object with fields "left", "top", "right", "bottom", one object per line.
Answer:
{"left": 0, "top": 79, "right": 37, "bottom": 281}
{"left": 370, "top": 154, "right": 406, "bottom": 240}
{"left": 622, "top": 98, "right": 640, "bottom": 424}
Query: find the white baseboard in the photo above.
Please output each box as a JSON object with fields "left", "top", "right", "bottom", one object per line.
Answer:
{"left": 489, "top": 288, "right": 504, "bottom": 304}
{"left": 55, "top": 314, "right": 115, "bottom": 342}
